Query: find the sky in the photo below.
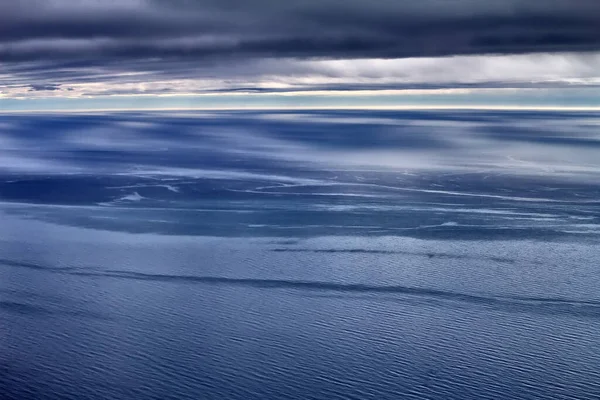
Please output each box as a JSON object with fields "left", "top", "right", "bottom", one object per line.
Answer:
{"left": 1, "top": 0, "right": 600, "bottom": 111}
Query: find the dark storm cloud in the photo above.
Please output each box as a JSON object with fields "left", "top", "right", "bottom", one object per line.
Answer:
{"left": 1, "top": 0, "right": 600, "bottom": 98}
{"left": 1, "top": 0, "right": 600, "bottom": 62}
{"left": 28, "top": 84, "right": 61, "bottom": 92}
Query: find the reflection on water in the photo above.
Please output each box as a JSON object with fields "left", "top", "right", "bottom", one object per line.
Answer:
{"left": 1, "top": 110, "right": 600, "bottom": 399}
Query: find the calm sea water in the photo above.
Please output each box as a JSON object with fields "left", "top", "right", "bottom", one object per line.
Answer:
{"left": 1, "top": 110, "right": 600, "bottom": 399}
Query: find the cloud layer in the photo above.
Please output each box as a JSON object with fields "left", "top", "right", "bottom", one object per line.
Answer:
{"left": 1, "top": 1, "right": 600, "bottom": 100}
{"left": 3, "top": 0, "right": 600, "bottom": 61}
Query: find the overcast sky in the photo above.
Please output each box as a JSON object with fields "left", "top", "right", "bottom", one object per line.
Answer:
{"left": 1, "top": 0, "right": 600, "bottom": 109}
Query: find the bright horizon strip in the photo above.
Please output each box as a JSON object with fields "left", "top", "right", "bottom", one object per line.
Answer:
{"left": 2, "top": 105, "right": 600, "bottom": 114}
{"left": 1, "top": 87, "right": 599, "bottom": 112}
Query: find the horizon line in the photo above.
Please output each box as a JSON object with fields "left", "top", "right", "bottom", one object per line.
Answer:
{"left": 2, "top": 105, "right": 600, "bottom": 114}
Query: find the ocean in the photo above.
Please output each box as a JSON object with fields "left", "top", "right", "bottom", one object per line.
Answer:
{"left": 1, "top": 109, "right": 600, "bottom": 399}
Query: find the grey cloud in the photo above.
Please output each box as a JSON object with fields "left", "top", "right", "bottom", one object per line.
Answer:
{"left": 1, "top": 0, "right": 600, "bottom": 96}
{"left": 29, "top": 84, "right": 62, "bottom": 91}
{"left": 2, "top": 1, "right": 600, "bottom": 61}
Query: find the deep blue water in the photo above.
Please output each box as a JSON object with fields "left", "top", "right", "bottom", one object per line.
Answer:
{"left": 1, "top": 110, "right": 600, "bottom": 399}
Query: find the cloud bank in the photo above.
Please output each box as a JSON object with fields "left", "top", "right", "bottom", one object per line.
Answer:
{"left": 1, "top": 1, "right": 600, "bottom": 101}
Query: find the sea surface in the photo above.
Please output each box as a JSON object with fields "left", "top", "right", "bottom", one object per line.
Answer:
{"left": 1, "top": 109, "right": 600, "bottom": 399}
